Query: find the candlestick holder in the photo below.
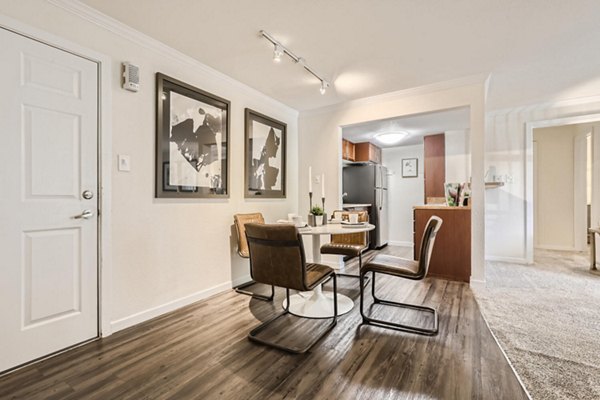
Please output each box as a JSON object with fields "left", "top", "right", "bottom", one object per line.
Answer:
{"left": 321, "top": 197, "right": 327, "bottom": 225}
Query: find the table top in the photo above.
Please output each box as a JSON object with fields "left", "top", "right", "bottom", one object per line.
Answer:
{"left": 298, "top": 223, "right": 375, "bottom": 235}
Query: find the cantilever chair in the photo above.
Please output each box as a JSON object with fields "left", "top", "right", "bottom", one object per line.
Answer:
{"left": 321, "top": 210, "right": 369, "bottom": 279}
{"left": 245, "top": 223, "right": 338, "bottom": 353}
{"left": 233, "top": 213, "right": 274, "bottom": 301}
{"left": 360, "top": 216, "right": 443, "bottom": 336}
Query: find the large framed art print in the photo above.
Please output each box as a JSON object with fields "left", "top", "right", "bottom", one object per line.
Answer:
{"left": 244, "top": 108, "right": 287, "bottom": 198}
{"left": 156, "top": 73, "right": 230, "bottom": 198}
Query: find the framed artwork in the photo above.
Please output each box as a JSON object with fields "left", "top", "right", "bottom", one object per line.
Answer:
{"left": 156, "top": 73, "right": 230, "bottom": 198}
{"left": 244, "top": 108, "right": 287, "bottom": 198}
{"left": 402, "top": 158, "right": 418, "bottom": 178}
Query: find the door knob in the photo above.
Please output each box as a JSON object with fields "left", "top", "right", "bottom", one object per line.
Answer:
{"left": 73, "top": 210, "right": 94, "bottom": 219}
{"left": 82, "top": 190, "right": 94, "bottom": 200}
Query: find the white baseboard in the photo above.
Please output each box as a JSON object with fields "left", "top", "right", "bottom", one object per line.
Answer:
{"left": 469, "top": 277, "right": 486, "bottom": 288}
{"left": 388, "top": 240, "right": 414, "bottom": 247}
{"left": 231, "top": 275, "right": 252, "bottom": 288}
{"left": 109, "top": 281, "right": 231, "bottom": 334}
{"left": 485, "top": 255, "right": 529, "bottom": 264}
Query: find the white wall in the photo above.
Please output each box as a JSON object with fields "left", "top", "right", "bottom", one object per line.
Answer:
{"left": 0, "top": 1, "right": 299, "bottom": 333}
{"left": 299, "top": 78, "right": 487, "bottom": 282}
{"left": 485, "top": 98, "right": 600, "bottom": 263}
{"left": 533, "top": 125, "right": 577, "bottom": 250}
{"left": 382, "top": 145, "right": 424, "bottom": 247}
{"left": 445, "top": 130, "right": 471, "bottom": 183}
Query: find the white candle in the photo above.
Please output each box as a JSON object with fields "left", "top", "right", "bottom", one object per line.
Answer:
{"left": 321, "top": 173, "right": 325, "bottom": 197}
{"left": 308, "top": 166, "right": 312, "bottom": 193}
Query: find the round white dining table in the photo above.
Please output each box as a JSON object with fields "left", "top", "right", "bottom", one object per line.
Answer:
{"left": 282, "top": 222, "right": 375, "bottom": 319}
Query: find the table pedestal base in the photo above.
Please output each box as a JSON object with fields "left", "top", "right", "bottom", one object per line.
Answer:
{"left": 282, "top": 285, "right": 353, "bottom": 319}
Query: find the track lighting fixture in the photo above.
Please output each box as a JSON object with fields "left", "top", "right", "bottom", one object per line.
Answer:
{"left": 260, "top": 30, "right": 331, "bottom": 95}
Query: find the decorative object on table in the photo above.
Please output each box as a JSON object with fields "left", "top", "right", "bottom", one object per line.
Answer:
{"left": 320, "top": 173, "right": 327, "bottom": 225}
{"left": 310, "top": 205, "right": 324, "bottom": 226}
{"left": 459, "top": 182, "right": 471, "bottom": 207}
{"left": 244, "top": 108, "right": 286, "bottom": 198}
{"left": 402, "top": 158, "right": 418, "bottom": 178}
{"left": 444, "top": 182, "right": 460, "bottom": 206}
{"left": 155, "top": 73, "right": 230, "bottom": 198}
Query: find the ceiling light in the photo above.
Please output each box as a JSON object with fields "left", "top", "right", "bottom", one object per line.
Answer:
{"left": 273, "top": 44, "right": 283, "bottom": 63}
{"left": 375, "top": 131, "right": 409, "bottom": 145}
{"left": 320, "top": 81, "right": 329, "bottom": 95}
{"left": 260, "top": 30, "right": 331, "bottom": 95}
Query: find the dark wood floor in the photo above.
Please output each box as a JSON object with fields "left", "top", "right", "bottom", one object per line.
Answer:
{"left": 0, "top": 247, "right": 528, "bottom": 400}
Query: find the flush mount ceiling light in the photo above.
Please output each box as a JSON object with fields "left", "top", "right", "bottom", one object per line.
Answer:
{"left": 375, "top": 131, "right": 409, "bottom": 145}
{"left": 260, "top": 30, "right": 330, "bottom": 95}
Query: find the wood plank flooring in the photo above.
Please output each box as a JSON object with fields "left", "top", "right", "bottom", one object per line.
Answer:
{"left": 0, "top": 246, "right": 528, "bottom": 399}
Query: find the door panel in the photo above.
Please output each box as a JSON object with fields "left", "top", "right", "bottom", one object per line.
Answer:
{"left": 0, "top": 28, "right": 98, "bottom": 372}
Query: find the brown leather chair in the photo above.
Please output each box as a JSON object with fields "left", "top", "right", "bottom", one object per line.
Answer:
{"left": 360, "top": 216, "right": 443, "bottom": 336}
{"left": 233, "top": 213, "right": 273, "bottom": 301}
{"left": 320, "top": 210, "right": 369, "bottom": 279}
{"left": 245, "top": 223, "right": 338, "bottom": 353}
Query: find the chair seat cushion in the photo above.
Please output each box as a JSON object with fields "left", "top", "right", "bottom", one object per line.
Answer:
{"left": 320, "top": 243, "right": 366, "bottom": 256}
{"left": 305, "top": 263, "right": 333, "bottom": 289}
{"left": 362, "top": 254, "right": 422, "bottom": 278}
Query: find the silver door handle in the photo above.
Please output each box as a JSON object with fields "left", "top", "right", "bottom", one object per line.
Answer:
{"left": 73, "top": 210, "right": 94, "bottom": 219}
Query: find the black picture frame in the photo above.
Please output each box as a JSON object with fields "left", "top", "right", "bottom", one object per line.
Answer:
{"left": 402, "top": 158, "right": 418, "bottom": 178}
{"left": 244, "top": 108, "right": 287, "bottom": 198}
{"left": 156, "top": 73, "right": 230, "bottom": 198}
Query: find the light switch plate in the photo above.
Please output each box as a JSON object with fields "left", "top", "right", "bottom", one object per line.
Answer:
{"left": 118, "top": 154, "right": 131, "bottom": 172}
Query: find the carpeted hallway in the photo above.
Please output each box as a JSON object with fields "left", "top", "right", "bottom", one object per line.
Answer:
{"left": 473, "top": 249, "right": 600, "bottom": 400}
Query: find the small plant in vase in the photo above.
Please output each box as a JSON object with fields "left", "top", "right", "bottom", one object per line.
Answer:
{"left": 310, "top": 205, "right": 324, "bottom": 226}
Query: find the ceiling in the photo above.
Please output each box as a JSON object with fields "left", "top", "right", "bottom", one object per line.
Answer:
{"left": 81, "top": 0, "right": 600, "bottom": 111}
{"left": 342, "top": 107, "right": 470, "bottom": 147}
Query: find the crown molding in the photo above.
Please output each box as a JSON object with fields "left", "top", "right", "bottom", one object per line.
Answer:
{"left": 46, "top": 0, "right": 298, "bottom": 116}
{"left": 301, "top": 73, "right": 489, "bottom": 117}
{"left": 486, "top": 93, "right": 600, "bottom": 118}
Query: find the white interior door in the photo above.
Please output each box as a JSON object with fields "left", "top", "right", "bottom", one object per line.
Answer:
{"left": 0, "top": 27, "right": 99, "bottom": 372}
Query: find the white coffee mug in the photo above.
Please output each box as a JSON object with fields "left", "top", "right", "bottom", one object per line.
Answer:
{"left": 288, "top": 213, "right": 297, "bottom": 221}
{"left": 292, "top": 215, "right": 303, "bottom": 226}
{"left": 333, "top": 211, "right": 343, "bottom": 221}
{"left": 349, "top": 213, "right": 359, "bottom": 224}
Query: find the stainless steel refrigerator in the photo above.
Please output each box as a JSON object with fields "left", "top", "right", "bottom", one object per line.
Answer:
{"left": 343, "top": 164, "right": 389, "bottom": 248}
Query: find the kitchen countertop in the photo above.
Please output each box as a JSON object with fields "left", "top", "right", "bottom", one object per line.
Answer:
{"left": 414, "top": 205, "right": 471, "bottom": 211}
{"left": 343, "top": 203, "right": 372, "bottom": 208}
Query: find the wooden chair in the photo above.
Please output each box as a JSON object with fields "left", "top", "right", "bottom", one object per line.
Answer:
{"left": 360, "top": 216, "right": 443, "bottom": 336}
{"left": 320, "top": 210, "right": 369, "bottom": 279}
{"left": 233, "top": 213, "right": 274, "bottom": 301}
{"left": 245, "top": 223, "right": 338, "bottom": 353}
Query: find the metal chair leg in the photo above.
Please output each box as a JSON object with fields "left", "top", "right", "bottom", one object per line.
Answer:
{"left": 360, "top": 271, "right": 438, "bottom": 336}
{"left": 337, "top": 253, "right": 370, "bottom": 287}
{"left": 234, "top": 281, "right": 274, "bottom": 302}
{"left": 248, "top": 276, "right": 338, "bottom": 354}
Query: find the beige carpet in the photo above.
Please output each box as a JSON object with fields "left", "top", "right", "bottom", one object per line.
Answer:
{"left": 473, "top": 249, "right": 600, "bottom": 400}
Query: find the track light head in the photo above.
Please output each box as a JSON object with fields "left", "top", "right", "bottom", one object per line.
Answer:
{"left": 320, "top": 80, "right": 329, "bottom": 95}
{"left": 273, "top": 44, "right": 283, "bottom": 63}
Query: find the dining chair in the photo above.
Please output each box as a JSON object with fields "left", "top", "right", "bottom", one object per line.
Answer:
{"left": 320, "top": 210, "right": 369, "bottom": 279}
{"left": 233, "top": 213, "right": 274, "bottom": 301}
{"left": 359, "top": 216, "right": 443, "bottom": 336}
{"left": 245, "top": 223, "right": 338, "bottom": 353}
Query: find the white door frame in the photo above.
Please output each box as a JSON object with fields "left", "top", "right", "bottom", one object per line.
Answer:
{"left": 0, "top": 15, "right": 114, "bottom": 337}
{"left": 525, "top": 113, "right": 600, "bottom": 263}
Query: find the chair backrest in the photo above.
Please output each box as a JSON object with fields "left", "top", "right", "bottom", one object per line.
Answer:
{"left": 330, "top": 210, "right": 369, "bottom": 247}
{"left": 244, "top": 223, "right": 309, "bottom": 292}
{"left": 417, "top": 216, "right": 443, "bottom": 277}
{"left": 233, "top": 213, "right": 265, "bottom": 258}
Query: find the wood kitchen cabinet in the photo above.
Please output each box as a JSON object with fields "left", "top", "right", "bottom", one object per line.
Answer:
{"left": 413, "top": 205, "right": 471, "bottom": 282}
{"left": 354, "top": 142, "right": 382, "bottom": 164}
{"left": 424, "top": 133, "right": 446, "bottom": 203}
{"left": 342, "top": 139, "right": 355, "bottom": 161}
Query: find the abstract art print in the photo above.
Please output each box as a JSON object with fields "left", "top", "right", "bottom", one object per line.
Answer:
{"left": 402, "top": 158, "right": 418, "bottom": 177}
{"left": 156, "top": 73, "right": 230, "bottom": 198}
{"left": 244, "top": 109, "right": 286, "bottom": 198}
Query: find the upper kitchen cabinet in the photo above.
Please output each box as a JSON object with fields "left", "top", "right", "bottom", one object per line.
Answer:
{"left": 354, "top": 142, "right": 382, "bottom": 164}
{"left": 342, "top": 139, "right": 356, "bottom": 161}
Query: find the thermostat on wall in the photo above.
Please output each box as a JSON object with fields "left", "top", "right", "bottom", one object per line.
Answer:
{"left": 122, "top": 62, "right": 139, "bottom": 92}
